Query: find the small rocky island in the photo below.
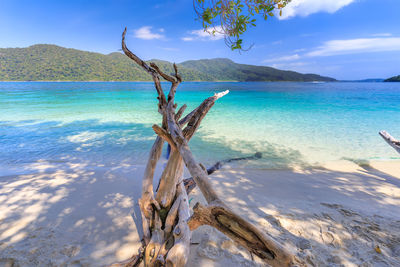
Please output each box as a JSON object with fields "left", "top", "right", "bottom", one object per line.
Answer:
{"left": 384, "top": 75, "right": 400, "bottom": 82}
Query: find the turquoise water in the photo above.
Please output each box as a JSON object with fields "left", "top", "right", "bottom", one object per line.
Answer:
{"left": 1, "top": 81, "right": 400, "bottom": 172}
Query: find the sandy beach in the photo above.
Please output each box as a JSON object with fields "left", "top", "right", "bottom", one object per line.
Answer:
{"left": 2, "top": 0, "right": 400, "bottom": 265}
{"left": 1, "top": 159, "right": 399, "bottom": 266}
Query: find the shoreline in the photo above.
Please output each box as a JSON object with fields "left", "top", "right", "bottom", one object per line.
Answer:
{"left": 0, "top": 80, "right": 335, "bottom": 83}
{"left": 1, "top": 157, "right": 399, "bottom": 177}
{"left": 1, "top": 159, "right": 399, "bottom": 266}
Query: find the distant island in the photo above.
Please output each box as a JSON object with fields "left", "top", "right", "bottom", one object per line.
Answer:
{"left": 384, "top": 75, "right": 400, "bottom": 82}
{"left": 0, "top": 44, "right": 336, "bottom": 82}
{"left": 340, "top": 79, "right": 384, "bottom": 83}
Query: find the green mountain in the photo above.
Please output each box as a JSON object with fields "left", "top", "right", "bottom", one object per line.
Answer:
{"left": 0, "top": 44, "right": 335, "bottom": 82}
{"left": 384, "top": 75, "right": 400, "bottom": 82}
{"left": 180, "top": 58, "right": 335, "bottom": 82}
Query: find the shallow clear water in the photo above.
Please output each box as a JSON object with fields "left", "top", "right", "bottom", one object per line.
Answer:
{"left": 1, "top": 81, "right": 400, "bottom": 172}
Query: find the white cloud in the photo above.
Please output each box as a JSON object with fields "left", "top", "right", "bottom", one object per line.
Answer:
{"left": 159, "top": 47, "right": 179, "bottom": 52}
{"left": 371, "top": 33, "right": 392, "bottom": 37}
{"left": 294, "top": 48, "right": 306, "bottom": 53}
{"left": 263, "top": 54, "right": 301, "bottom": 63}
{"left": 181, "top": 37, "right": 194, "bottom": 41}
{"left": 272, "top": 40, "right": 283, "bottom": 45}
{"left": 264, "top": 54, "right": 308, "bottom": 71}
{"left": 134, "top": 26, "right": 164, "bottom": 40}
{"left": 263, "top": 35, "right": 400, "bottom": 71}
{"left": 271, "top": 61, "right": 310, "bottom": 69}
{"left": 279, "top": 0, "right": 355, "bottom": 19}
{"left": 307, "top": 37, "right": 400, "bottom": 57}
{"left": 182, "top": 26, "right": 225, "bottom": 41}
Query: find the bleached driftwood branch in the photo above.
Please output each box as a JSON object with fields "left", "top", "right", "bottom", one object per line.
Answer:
{"left": 184, "top": 152, "right": 263, "bottom": 194}
{"left": 379, "top": 130, "right": 400, "bottom": 154}
{"left": 111, "top": 27, "right": 294, "bottom": 267}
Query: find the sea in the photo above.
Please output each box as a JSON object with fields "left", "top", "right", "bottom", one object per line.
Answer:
{"left": 1, "top": 81, "right": 400, "bottom": 174}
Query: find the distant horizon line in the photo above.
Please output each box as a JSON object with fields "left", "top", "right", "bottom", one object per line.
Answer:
{"left": 0, "top": 80, "right": 389, "bottom": 83}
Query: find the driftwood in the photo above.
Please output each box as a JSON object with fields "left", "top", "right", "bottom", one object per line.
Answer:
{"left": 112, "top": 28, "right": 294, "bottom": 267}
{"left": 184, "top": 152, "right": 263, "bottom": 194}
{"left": 379, "top": 130, "right": 400, "bottom": 154}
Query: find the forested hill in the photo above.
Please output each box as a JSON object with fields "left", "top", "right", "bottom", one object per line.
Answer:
{"left": 0, "top": 44, "right": 336, "bottom": 82}
{"left": 384, "top": 75, "right": 400, "bottom": 82}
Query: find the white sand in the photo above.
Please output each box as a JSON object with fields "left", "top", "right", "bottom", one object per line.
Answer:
{"left": 1, "top": 159, "right": 400, "bottom": 266}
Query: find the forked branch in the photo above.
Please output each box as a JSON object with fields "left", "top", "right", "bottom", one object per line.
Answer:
{"left": 150, "top": 62, "right": 177, "bottom": 83}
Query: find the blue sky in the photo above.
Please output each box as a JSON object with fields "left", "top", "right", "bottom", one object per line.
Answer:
{"left": 0, "top": 0, "right": 399, "bottom": 80}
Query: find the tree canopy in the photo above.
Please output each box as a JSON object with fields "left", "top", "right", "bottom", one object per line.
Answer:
{"left": 194, "top": 0, "right": 291, "bottom": 50}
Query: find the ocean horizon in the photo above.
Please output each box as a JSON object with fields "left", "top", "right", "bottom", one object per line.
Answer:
{"left": 1, "top": 81, "right": 400, "bottom": 175}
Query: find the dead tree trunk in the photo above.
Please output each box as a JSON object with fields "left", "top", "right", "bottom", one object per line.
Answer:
{"left": 112, "top": 28, "right": 294, "bottom": 267}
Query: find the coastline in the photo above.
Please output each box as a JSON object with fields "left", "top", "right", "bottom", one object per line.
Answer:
{"left": 1, "top": 159, "right": 399, "bottom": 266}
{"left": 0, "top": 80, "right": 323, "bottom": 83}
